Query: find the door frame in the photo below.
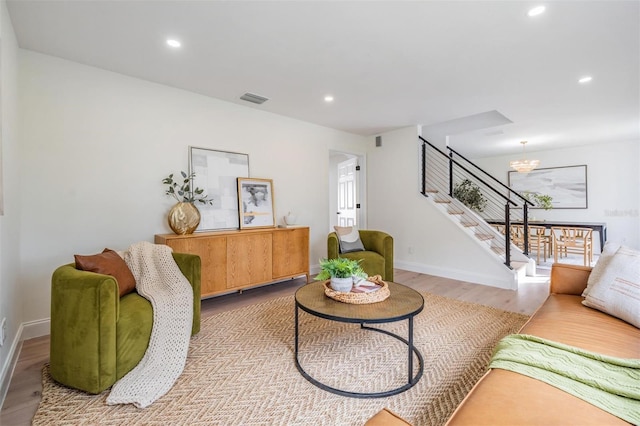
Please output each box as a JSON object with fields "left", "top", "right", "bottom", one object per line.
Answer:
{"left": 329, "top": 150, "right": 367, "bottom": 231}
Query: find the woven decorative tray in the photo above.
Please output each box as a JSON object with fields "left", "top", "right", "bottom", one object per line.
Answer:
{"left": 323, "top": 275, "right": 390, "bottom": 304}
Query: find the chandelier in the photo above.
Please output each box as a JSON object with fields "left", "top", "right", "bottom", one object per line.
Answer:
{"left": 509, "top": 141, "right": 539, "bottom": 173}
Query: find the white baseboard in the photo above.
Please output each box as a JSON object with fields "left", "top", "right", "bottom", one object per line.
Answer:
{"left": 21, "top": 318, "right": 50, "bottom": 340}
{"left": 395, "top": 260, "right": 516, "bottom": 290}
{"left": 0, "top": 318, "right": 50, "bottom": 409}
{"left": 309, "top": 263, "right": 320, "bottom": 277}
{"left": 0, "top": 324, "right": 25, "bottom": 411}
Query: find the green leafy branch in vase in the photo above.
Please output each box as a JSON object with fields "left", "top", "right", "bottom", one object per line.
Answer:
{"left": 163, "top": 171, "right": 214, "bottom": 205}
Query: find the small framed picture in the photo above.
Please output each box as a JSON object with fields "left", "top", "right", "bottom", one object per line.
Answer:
{"left": 238, "top": 178, "right": 275, "bottom": 229}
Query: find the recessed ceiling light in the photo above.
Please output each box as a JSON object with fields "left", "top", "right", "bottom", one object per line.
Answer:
{"left": 324, "top": 95, "right": 334, "bottom": 102}
{"left": 166, "top": 39, "right": 181, "bottom": 48}
{"left": 527, "top": 6, "right": 546, "bottom": 17}
{"left": 578, "top": 76, "right": 593, "bottom": 84}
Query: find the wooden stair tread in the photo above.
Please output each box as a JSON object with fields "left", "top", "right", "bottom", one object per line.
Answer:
{"left": 491, "top": 246, "right": 506, "bottom": 254}
{"left": 447, "top": 210, "right": 465, "bottom": 215}
{"left": 460, "top": 221, "right": 479, "bottom": 227}
{"left": 475, "top": 233, "right": 494, "bottom": 241}
{"left": 424, "top": 189, "right": 439, "bottom": 193}
{"left": 435, "top": 199, "right": 451, "bottom": 204}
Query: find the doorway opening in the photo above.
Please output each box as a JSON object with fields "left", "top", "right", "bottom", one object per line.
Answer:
{"left": 329, "top": 151, "right": 366, "bottom": 231}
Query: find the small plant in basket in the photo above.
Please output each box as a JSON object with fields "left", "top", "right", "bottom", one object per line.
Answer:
{"left": 315, "top": 258, "right": 367, "bottom": 292}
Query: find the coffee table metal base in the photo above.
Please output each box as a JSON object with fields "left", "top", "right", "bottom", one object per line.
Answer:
{"left": 294, "top": 306, "right": 424, "bottom": 399}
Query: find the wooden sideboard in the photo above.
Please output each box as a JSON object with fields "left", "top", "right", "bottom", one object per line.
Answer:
{"left": 155, "top": 227, "right": 309, "bottom": 299}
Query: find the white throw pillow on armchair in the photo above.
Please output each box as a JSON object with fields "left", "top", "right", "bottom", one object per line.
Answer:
{"left": 334, "top": 226, "right": 365, "bottom": 253}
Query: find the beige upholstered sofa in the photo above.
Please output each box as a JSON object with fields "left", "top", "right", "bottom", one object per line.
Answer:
{"left": 366, "top": 262, "right": 640, "bottom": 425}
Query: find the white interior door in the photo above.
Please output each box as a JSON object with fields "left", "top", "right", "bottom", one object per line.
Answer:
{"left": 337, "top": 157, "right": 358, "bottom": 227}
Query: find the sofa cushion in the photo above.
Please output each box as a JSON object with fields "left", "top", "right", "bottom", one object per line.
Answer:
{"left": 446, "top": 369, "right": 630, "bottom": 426}
{"left": 334, "top": 226, "right": 365, "bottom": 253}
{"left": 364, "top": 408, "right": 412, "bottom": 426}
{"left": 582, "top": 246, "right": 640, "bottom": 328}
{"left": 521, "top": 294, "right": 640, "bottom": 358}
{"left": 74, "top": 249, "right": 136, "bottom": 297}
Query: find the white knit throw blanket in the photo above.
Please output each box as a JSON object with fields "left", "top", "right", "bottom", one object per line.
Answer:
{"left": 106, "top": 241, "right": 193, "bottom": 408}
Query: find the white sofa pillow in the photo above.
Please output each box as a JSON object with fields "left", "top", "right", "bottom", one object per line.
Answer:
{"left": 582, "top": 246, "right": 640, "bottom": 328}
{"left": 582, "top": 241, "right": 621, "bottom": 297}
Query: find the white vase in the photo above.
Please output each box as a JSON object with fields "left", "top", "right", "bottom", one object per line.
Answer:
{"left": 284, "top": 212, "right": 298, "bottom": 225}
{"left": 330, "top": 276, "right": 353, "bottom": 292}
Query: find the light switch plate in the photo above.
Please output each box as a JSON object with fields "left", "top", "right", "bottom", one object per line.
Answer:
{"left": 0, "top": 317, "right": 6, "bottom": 347}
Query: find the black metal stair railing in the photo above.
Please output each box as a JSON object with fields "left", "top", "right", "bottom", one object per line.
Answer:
{"left": 420, "top": 136, "right": 535, "bottom": 267}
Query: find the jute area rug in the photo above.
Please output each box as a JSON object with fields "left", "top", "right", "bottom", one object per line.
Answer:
{"left": 33, "top": 292, "right": 528, "bottom": 426}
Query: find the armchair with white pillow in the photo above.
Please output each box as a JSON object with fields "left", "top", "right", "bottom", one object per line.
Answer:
{"left": 327, "top": 227, "right": 394, "bottom": 281}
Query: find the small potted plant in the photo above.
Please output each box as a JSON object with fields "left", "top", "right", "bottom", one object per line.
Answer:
{"left": 314, "top": 257, "right": 367, "bottom": 292}
{"left": 163, "top": 171, "right": 214, "bottom": 235}
{"left": 453, "top": 179, "right": 488, "bottom": 212}
{"left": 523, "top": 192, "right": 553, "bottom": 210}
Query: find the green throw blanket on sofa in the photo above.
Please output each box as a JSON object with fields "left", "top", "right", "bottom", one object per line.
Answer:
{"left": 490, "top": 334, "right": 640, "bottom": 424}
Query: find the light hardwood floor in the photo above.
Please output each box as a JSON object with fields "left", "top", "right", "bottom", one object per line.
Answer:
{"left": 0, "top": 269, "right": 550, "bottom": 425}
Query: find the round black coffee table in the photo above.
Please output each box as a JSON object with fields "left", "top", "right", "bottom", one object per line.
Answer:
{"left": 294, "top": 281, "right": 424, "bottom": 398}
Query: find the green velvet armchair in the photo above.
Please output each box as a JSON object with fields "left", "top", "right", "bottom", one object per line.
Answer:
{"left": 328, "top": 230, "right": 394, "bottom": 281}
{"left": 50, "top": 252, "right": 201, "bottom": 394}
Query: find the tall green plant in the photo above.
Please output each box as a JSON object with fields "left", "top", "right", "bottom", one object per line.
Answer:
{"left": 453, "top": 179, "right": 487, "bottom": 212}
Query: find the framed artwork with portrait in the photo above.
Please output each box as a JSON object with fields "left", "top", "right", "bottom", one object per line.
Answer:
{"left": 237, "top": 178, "right": 275, "bottom": 229}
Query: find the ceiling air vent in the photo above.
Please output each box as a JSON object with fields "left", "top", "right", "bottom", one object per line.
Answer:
{"left": 240, "top": 92, "right": 269, "bottom": 104}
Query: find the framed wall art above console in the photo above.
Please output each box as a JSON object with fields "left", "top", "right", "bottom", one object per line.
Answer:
{"left": 189, "top": 146, "right": 250, "bottom": 231}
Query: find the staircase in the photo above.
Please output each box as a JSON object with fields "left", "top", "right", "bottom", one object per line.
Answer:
{"left": 419, "top": 136, "right": 536, "bottom": 284}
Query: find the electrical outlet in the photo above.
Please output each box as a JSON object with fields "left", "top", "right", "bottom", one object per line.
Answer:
{"left": 0, "top": 318, "right": 5, "bottom": 347}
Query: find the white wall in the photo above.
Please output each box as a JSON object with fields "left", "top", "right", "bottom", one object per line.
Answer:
{"left": 367, "top": 126, "right": 515, "bottom": 289}
{"left": 473, "top": 140, "right": 640, "bottom": 251}
{"left": 0, "top": 0, "right": 21, "bottom": 404}
{"left": 17, "top": 50, "right": 367, "bottom": 330}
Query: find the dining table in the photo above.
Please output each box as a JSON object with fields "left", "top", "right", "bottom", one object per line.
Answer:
{"left": 486, "top": 220, "right": 607, "bottom": 252}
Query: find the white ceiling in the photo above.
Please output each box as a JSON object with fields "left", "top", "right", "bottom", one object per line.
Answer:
{"left": 6, "top": 0, "right": 640, "bottom": 158}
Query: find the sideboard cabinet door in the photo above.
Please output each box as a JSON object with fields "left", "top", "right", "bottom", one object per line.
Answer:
{"left": 227, "top": 233, "right": 273, "bottom": 289}
{"left": 272, "top": 228, "right": 309, "bottom": 279}
{"left": 154, "top": 233, "right": 227, "bottom": 298}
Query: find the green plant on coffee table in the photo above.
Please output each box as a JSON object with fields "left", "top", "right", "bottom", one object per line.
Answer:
{"left": 453, "top": 179, "right": 487, "bottom": 212}
{"left": 522, "top": 192, "right": 553, "bottom": 210}
{"left": 163, "top": 171, "right": 214, "bottom": 205}
{"left": 314, "top": 257, "right": 367, "bottom": 281}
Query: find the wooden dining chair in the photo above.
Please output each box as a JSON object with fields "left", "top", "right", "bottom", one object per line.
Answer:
{"left": 509, "top": 225, "right": 526, "bottom": 251}
{"left": 491, "top": 224, "right": 506, "bottom": 235}
{"left": 551, "top": 227, "right": 593, "bottom": 266}
{"left": 528, "top": 225, "right": 551, "bottom": 264}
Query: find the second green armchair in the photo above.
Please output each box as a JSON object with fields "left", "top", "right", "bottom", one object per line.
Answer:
{"left": 328, "top": 230, "right": 394, "bottom": 281}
